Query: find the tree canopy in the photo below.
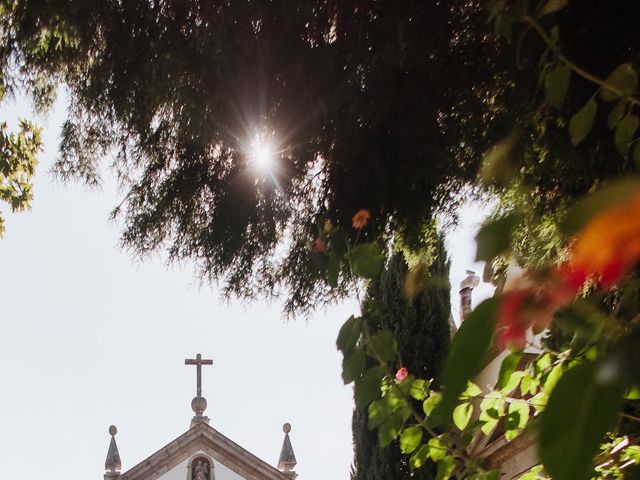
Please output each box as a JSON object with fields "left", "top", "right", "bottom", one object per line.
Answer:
{"left": 1, "top": 1, "right": 639, "bottom": 314}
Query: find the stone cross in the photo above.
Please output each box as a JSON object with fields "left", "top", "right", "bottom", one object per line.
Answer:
{"left": 185, "top": 353, "right": 213, "bottom": 396}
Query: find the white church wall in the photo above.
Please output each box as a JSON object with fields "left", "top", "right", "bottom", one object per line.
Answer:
{"left": 156, "top": 451, "right": 248, "bottom": 480}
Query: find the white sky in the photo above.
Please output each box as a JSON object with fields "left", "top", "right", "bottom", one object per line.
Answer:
{"left": 0, "top": 93, "right": 493, "bottom": 480}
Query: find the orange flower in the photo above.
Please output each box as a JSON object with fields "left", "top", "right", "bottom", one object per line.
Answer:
{"left": 569, "top": 194, "right": 640, "bottom": 286}
{"left": 352, "top": 209, "right": 371, "bottom": 229}
{"left": 496, "top": 267, "right": 577, "bottom": 350}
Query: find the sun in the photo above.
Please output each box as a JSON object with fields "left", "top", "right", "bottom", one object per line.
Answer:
{"left": 249, "top": 135, "right": 274, "bottom": 169}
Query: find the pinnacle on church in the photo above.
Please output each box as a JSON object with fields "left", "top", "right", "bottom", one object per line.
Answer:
{"left": 104, "top": 425, "right": 122, "bottom": 479}
{"left": 277, "top": 423, "right": 298, "bottom": 479}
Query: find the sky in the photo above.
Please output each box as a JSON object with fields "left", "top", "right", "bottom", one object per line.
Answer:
{"left": 0, "top": 93, "right": 493, "bottom": 480}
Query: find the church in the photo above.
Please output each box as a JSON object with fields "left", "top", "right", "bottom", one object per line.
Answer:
{"left": 102, "top": 354, "right": 298, "bottom": 480}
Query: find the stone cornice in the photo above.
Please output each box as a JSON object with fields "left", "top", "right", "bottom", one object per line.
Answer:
{"left": 117, "top": 423, "right": 292, "bottom": 480}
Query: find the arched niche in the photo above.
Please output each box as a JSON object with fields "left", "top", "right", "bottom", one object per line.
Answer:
{"left": 186, "top": 454, "right": 214, "bottom": 480}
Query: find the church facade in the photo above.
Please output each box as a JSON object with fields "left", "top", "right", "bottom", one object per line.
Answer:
{"left": 103, "top": 354, "right": 297, "bottom": 480}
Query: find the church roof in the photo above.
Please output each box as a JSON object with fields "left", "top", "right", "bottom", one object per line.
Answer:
{"left": 117, "top": 422, "right": 292, "bottom": 480}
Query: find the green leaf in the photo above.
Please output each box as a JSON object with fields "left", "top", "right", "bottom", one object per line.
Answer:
{"left": 607, "top": 101, "right": 627, "bottom": 129}
{"left": 354, "top": 366, "right": 385, "bottom": 409}
{"left": 506, "top": 399, "right": 530, "bottom": 436}
{"left": 560, "top": 176, "right": 640, "bottom": 235}
{"left": 368, "top": 398, "right": 392, "bottom": 429}
{"left": 481, "top": 417, "right": 499, "bottom": 435}
{"left": 410, "top": 378, "right": 431, "bottom": 400}
{"left": 601, "top": 63, "right": 638, "bottom": 102}
{"left": 520, "top": 373, "right": 539, "bottom": 396}
{"left": 569, "top": 99, "right": 597, "bottom": 146}
{"left": 496, "top": 351, "right": 523, "bottom": 389}
{"left": 464, "top": 381, "right": 483, "bottom": 398}
{"left": 614, "top": 114, "right": 639, "bottom": 156}
{"left": 368, "top": 330, "right": 397, "bottom": 362}
{"left": 542, "top": 363, "right": 563, "bottom": 393}
{"left": 437, "top": 299, "right": 499, "bottom": 423}
{"left": 400, "top": 426, "right": 423, "bottom": 454}
{"left": 539, "top": 362, "right": 625, "bottom": 480}
{"left": 427, "top": 436, "right": 448, "bottom": 462}
{"left": 544, "top": 64, "right": 571, "bottom": 109}
{"left": 378, "top": 412, "right": 402, "bottom": 448}
{"left": 342, "top": 348, "right": 366, "bottom": 384}
{"left": 350, "top": 243, "right": 383, "bottom": 279}
{"left": 517, "top": 465, "right": 545, "bottom": 480}
{"left": 436, "top": 456, "right": 456, "bottom": 480}
{"left": 336, "top": 315, "right": 362, "bottom": 353}
{"left": 475, "top": 214, "right": 522, "bottom": 262}
{"left": 502, "top": 371, "right": 526, "bottom": 395}
{"left": 409, "top": 444, "right": 430, "bottom": 470}
{"left": 453, "top": 402, "right": 473, "bottom": 430}
{"left": 423, "top": 392, "right": 443, "bottom": 416}
{"left": 540, "top": 0, "right": 568, "bottom": 16}
{"left": 327, "top": 253, "right": 340, "bottom": 288}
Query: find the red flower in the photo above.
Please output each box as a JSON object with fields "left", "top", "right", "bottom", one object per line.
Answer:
{"left": 314, "top": 238, "right": 326, "bottom": 252}
{"left": 395, "top": 367, "right": 409, "bottom": 382}
{"left": 496, "top": 267, "right": 578, "bottom": 351}
{"left": 352, "top": 209, "right": 371, "bottom": 229}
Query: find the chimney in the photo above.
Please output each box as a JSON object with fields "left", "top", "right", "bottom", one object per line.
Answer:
{"left": 459, "top": 270, "right": 480, "bottom": 323}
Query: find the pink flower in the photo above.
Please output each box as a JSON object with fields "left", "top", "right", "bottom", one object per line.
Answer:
{"left": 395, "top": 367, "right": 409, "bottom": 382}
{"left": 314, "top": 238, "right": 326, "bottom": 252}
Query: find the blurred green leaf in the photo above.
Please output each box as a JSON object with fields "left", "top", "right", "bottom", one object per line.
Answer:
{"left": 539, "top": 362, "right": 625, "bottom": 480}
{"left": 569, "top": 98, "right": 597, "bottom": 146}
{"left": 342, "top": 348, "right": 366, "bottom": 384}
{"left": 561, "top": 176, "right": 640, "bottom": 235}
{"left": 544, "top": 64, "right": 571, "bottom": 109}
{"left": 368, "top": 329, "right": 397, "bottom": 362}
{"left": 436, "top": 299, "right": 498, "bottom": 422}
{"left": 351, "top": 243, "right": 383, "bottom": 279}
{"left": 409, "top": 444, "right": 430, "bottom": 470}
{"left": 336, "top": 315, "right": 362, "bottom": 353}
{"left": 464, "top": 381, "right": 483, "bottom": 398}
{"left": 475, "top": 214, "right": 522, "bottom": 262}
{"left": 479, "top": 135, "right": 516, "bottom": 186}
{"left": 542, "top": 363, "right": 563, "bottom": 393}
{"left": 400, "top": 426, "right": 423, "bottom": 454}
{"left": 633, "top": 141, "right": 640, "bottom": 170}
{"left": 435, "top": 456, "right": 456, "bottom": 480}
{"left": 614, "top": 114, "right": 639, "bottom": 156}
{"left": 601, "top": 63, "right": 638, "bottom": 102}
{"left": 355, "top": 366, "right": 385, "bottom": 409}
{"left": 540, "top": 0, "right": 568, "bottom": 16}
{"left": 607, "top": 101, "right": 627, "bottom": 129}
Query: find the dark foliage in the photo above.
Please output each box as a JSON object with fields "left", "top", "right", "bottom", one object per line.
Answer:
{"left": 352, "top": 242, "right": 451, "bottom": 480}
{"left": 1, "top": 1, "right": 639, "bottom": 313}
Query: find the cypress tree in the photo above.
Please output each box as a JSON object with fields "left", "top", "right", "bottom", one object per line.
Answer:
{"left": 351, "top": 237, "right": 451, "bottom": 480}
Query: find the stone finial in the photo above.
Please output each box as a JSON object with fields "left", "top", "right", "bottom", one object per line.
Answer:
{"left": 277, "top": 423, "right": 298, "bottom": 479}
{"left": 104, "top": 425, "right": 122, "bottom": 479}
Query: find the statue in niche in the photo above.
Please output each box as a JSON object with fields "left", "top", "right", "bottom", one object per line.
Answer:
{"left": 192, "top": 458, "right": 210, "bottom": 480}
